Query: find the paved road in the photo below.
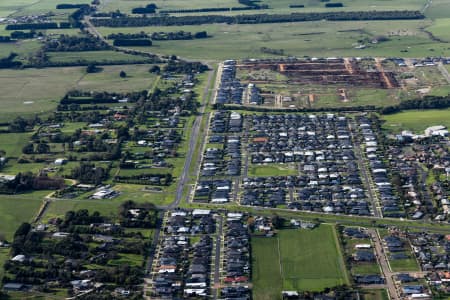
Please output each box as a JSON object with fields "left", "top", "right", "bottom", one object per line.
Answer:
{"left": 369, "top": 229, "right": 399, "bottom": 300}
{"left": 213, "top": 215, "right": 223, "bottom": 299}
{"left": 348, "top": 120, "right": 382, "bottom": 218}
{"left": 142, "top": 212, "right": 163, "bottom": 299}
{"left": 168, "top": 68, "right": 215, "bottom": 209}
{"left": 421, "top": 0, "right": 433, "bottom": 14}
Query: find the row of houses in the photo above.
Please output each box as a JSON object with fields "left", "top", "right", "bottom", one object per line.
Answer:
{"left": 194, "top": 180, "right": 233, "bottom": 203}
{"left": 410, "top": 232, "right": 450, "bottom": 290}
{"left": 216, "top": 60, "right": 243, "bottom": 105}
{"left": 357, "top": 116, "right": 402, "bottom": 218}
{"left": 200, "top": 135, "right": 241, "bottom": 177}
{"left": 210, "top": 111, "right": 243, "bottom": 133}
{"left": 152, "top": 209, "right": 217, "bottom": 298}
{"left": 220, "top": 213, "right": 251, "bottom": 299}
{"left": 241, "top": 113, "right": 372, "bottom": 215}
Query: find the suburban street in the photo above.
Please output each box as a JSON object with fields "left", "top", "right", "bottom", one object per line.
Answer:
{"left": 213, "top": 215, "right": 223, "bottom": 299}
{"left": 369, "top": 229, "right": 399, "bottom": 300}
{"left": 349, "top": 120, "right": 383, "bottom": 218}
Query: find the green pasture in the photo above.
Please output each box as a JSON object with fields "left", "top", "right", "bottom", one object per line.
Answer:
{"left": 381, "top": 108, "right": 450, "bottom": 133}
{"left": 97, "top": 19, "right": 450, "bottom": 60}
{"left": 0, "top": 65, "right": 157, "bottom": 121}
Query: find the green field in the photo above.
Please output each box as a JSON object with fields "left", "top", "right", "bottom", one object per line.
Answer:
{"left": 381, "top": 108, "right": 450, "bottom": 133}
{"left": 389, "top": 257, "right": 420, "bottom": 272}
{"left": 252, "top": 225, "right": 349, "bottom": 300}
{"left": 424, "top": 0, "right": 450, "bottom": 19}
{"left": 46, "top": 51, "right": 151, "bottom": 64}
{"left": 0, "top": 193, "right": 44, "bottom": 282}
{"left": 0, "top": 0, "right": 91, "bottom": 17}
{"left": 248, "top": 164, "right": 298, "bottom": 177}
{"left": 97, "top": 19, "right": 450, "bottom": 60}
{"left": 361, "top": 289, "right": 390, "bottom": 300}
{"left": 0, "top": 65, "right": 157, "bottom": 121}
{"left": 0, "top": 194, "right": 44, "bottom": 240}
{"left": 427, "top": 18, "right": 450, "bottom": 42}
{"left": 98, "top": 0, "right": 426, "bottom": 15}
{"left": 0, "top": 132, "right": 32, "bottom": 158}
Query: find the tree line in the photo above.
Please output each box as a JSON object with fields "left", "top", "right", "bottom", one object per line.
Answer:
{"left": 159, "top": 6, "right": 268, "bottom": 14}
{"left": 107, "top": 30, "right": 208, "bottom": 41}
{"left": 380, "top": 95, "right": 450, "bottom": 114}
{"left": 43, "top": 35, "right": 111, "bottom": 52}
{"left": 213, "top": 94, "right": 450, "bottom": 115}
{"left": 113, "top": 39, "right": 152, "bottom": 46}
{"left": 131, "top": 4, "right": 157, "bottom": 14}
{"left": 56, "top": 3, "right": 90, "bottom": 9}
{"left": 5, "top": 23, "right": 59, "bottom": 30}
{"left": 91, "top": 10, "right": 424, "bottom": 27}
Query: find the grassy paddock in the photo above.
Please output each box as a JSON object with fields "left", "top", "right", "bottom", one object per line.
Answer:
{"left": 97, "top": 19, "right": 447, "bottom": 60}
{"left": 381, "top": 108, "right": 450, "bottom": 133}
{"left": 47, "top": 51, "right": 151, "bottom": 64}
{"left": 0, "top": 65, "right": 157, "bottom": 121}
{"left": 248, "top": 164, "right": 298, "bottom": 177}
{"left": 0, "top": 194, "right": 43, "bottom": 240}
{"left": 98, "top": 0, "right": 425, "bottom": 15}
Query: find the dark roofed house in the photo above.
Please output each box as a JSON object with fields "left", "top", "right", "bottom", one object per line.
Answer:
{"left": 3, "top": 283, "right": 26, "bottom": 291}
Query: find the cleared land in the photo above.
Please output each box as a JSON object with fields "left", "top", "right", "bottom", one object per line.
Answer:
{"left": 361, "top": 289, "right": 390, "bottom": 300}
{"left": 248, "top": 164, "right": 298, "bottom": 177}
{"left": 252, "top": 225, "right": 348, "bottom": 300}
{"left": 381, "top": 109, "right": 450, "bottom": 133}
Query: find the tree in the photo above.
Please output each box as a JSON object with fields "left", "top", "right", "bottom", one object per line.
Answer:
{"left": 14, "top": 222, "right": 31, "bottom": 238}
{"left": 149, "top": 65, "right": 160, "bottom": 74}
{"left": 86, "top": 63, "right": 99, "bottom": 73}
{"left": 22, "top": 143, "right": 34, "bottom": 154}
{"left": 9, "top": 116, "right": 29, "bottom": 132}
{"left": 194, "top": 31, "right": 208, "bottom": 38}
{"left": 36, "top": 142, "right": 50, "bottom": 154}
{"left": 119, "top": 70, "right": 127, "bottom": 78}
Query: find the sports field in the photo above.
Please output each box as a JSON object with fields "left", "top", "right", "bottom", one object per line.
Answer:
{"left": 252, "top": 225, "right": 349, "bottom": 300}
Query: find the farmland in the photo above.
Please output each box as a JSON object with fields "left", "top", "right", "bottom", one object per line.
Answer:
{"left": 0, "top": 0, "right": 449, "bottom": 298}
{"left": 97, "top": 0, "right": 427, "bottom": 15}
{"left": 96, "top": 19, "right": 450, "bottom": 60}
{"left": 0, "top": 65, "right": 158, "bottom": 121}
{"left": 252, "top": 225, "right": 348, "bottom": 300}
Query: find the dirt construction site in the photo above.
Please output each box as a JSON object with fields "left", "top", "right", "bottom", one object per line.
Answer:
{"left": 234, "top": 58, "right": 406, "bottom": 108}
